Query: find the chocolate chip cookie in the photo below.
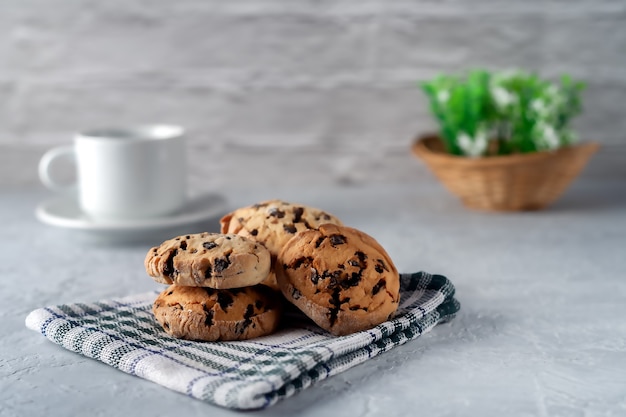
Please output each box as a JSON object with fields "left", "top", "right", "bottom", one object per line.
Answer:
{"left": 153, "top": 285, "right": 283, "bottom": 341}
{"left": 276, "top": 224, "right": 400, "bottom": 336}
{"left": 220, "top": 200, "right": 343, "bottom": 288}
{"left": 145, "top": 233, "right": 271, "bottom": 289}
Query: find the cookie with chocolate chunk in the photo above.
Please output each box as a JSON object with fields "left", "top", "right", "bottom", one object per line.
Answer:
{"left": 220, "top": 200, "right": 343, "bottom": 288}
{"left": 276, "top": 224, "right": 400, "bottom": 336}
{"left": 153, "top": 285, "right": 282, "bottom": 341}
{"left": 145, "top": 233, "right": 271, "bottom": 289}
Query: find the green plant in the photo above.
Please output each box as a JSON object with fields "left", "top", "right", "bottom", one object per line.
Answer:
{"left": 421, "top": 69, "right": 585, "bottom": 157}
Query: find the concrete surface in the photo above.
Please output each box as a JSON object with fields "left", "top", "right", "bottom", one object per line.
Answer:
{"left": 2, "top": 175, "right": 625, "bottom": 416}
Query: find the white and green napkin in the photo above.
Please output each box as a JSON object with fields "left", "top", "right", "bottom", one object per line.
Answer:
{"left": 26, "top": 271, "right": 460, "bottom": 410}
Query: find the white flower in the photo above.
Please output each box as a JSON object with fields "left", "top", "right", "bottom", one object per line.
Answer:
{"left": 531, "top": 99, "right": 548, "bottom": 116}
{"left": 546, "top": 84, "right": 560, "bottom": 98}
{"left": 457, "top": 130, "right": 488, "bottom": 157}
{"left": 543, "top": 125, "right": 560, "bottom": 150}
{"left": 545, "top": 84, "right": 566, "bottom": 109}
{"left": 491, "top": 86, "right": 516, "bottom": 109}
{"left": 535, "top": 123, "right": 560, "bottom": 150}
{"left": 437, "top": 90, "right": 450, "bottom": 104}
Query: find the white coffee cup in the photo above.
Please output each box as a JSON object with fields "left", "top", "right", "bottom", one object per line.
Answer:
{"left": 38, "top": 125, "right": 187, "bottom": 221}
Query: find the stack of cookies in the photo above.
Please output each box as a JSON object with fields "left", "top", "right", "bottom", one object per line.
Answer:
{"left": 145, "top": 200, "right": 401, "bottom": 341}
{"left": 145, "top": 233, "right": 283, "bottom": 341}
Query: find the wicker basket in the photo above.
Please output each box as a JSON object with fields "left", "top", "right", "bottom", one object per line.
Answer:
{"left": 412, "top": 135, "right": 600, "bottom": 211}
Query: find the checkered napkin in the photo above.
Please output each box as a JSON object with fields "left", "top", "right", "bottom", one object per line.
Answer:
{"left": 25, "top": 272, "right": 459, "bottom": 410}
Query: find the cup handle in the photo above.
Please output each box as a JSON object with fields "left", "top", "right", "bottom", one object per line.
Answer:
{"left": 38, "top": 146, "right": 77, "bottom": 193}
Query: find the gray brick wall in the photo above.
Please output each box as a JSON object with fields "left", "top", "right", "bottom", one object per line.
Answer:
{"left": 1, "top": 0, "right": 625, "bottom": 187}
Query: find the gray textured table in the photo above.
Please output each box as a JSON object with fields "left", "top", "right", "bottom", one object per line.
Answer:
{"left": 2, "top": 180, "right": 626, "bottom": 416}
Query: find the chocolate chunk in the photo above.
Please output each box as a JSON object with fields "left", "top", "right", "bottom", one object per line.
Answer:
{"left": 241, "top": 304, "right": 255, "bottom": 330}
{"left": 315, "top": 237, "right": 325, "bottom": 248}
{"left": 180, "top": 241, "right": 187, "bottom": 250}
{"left": 283, "top": 224, "right": 297, "bottom": 234}
{"left": 255, "top": 300, "right": 264, "bottom": 309}
{"left": 310, "top": 268, "right": 321, "bottom": 285}
{"left": 268, "top": 207, "right": 286, "bottom": 218}
{"left": 163, "top": 250, "right": 178, "bottom": 278}
{"left": 349, "top": 251, "right": 367, "bottom": 269}
{"left": 291, "top": 287, "right": 302, "bottom": 300}
{"left": 166, "top": 290, "right": 174, "bottom": 296}
{"left": 323, "top": 214, "right": 331, "bottom": 220}
{"left": 250, "top": 229, "right": 258, "bottom": 236}
{"left": 214, "top": 258, "right": 230, "bottom": 273}
{"left": 204, "top": 308, "right": 214, "bottom": 326}
{"left": 185, "top": 235, "right": 191, "bottom": 239}
{"left": 292, "top": 256, "right": 312, "bottom": 269}
{"left": 329, "top": 290, "right": 341, "bottom": 308}
{"left": 293, "top": 207, "right": 304, "bottom": 223}
{"left": 329, "top": 234, "right": 346, "bottom": 246}
{"left": 328, "top": 307, "right": 339, "bottom": 325}
{"left": 204, "top": 264, "right": 212, "bottom": 279}
{"left": 244, "top": 304, "right": 254, "bottom": 320}
{"left": 203, "top": 242, "right": 218, "bottom": 250}
{"left": 217, "top": 291, "right": 234, "bottom": 310}
{"left": 326, "top": 270, "right": 343, "bottom": 289}
{"left": 341, "top": 272, "right": 361, "bottom": 289}
{"left": 375, "top": 259, "right": 389, "bottom": 272}
{"left": 372, "top": 279, "right": 386, "bottom": 295}
{"left": 204, "top": 288, "right": 215, "bottom": 297}
{"left": 328, "top": 289, "right": 341, "bottom": 326}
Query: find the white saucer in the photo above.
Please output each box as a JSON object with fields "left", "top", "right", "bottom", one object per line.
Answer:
{"left": 35, "top": 193, "right": 229, "bottom": 244}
